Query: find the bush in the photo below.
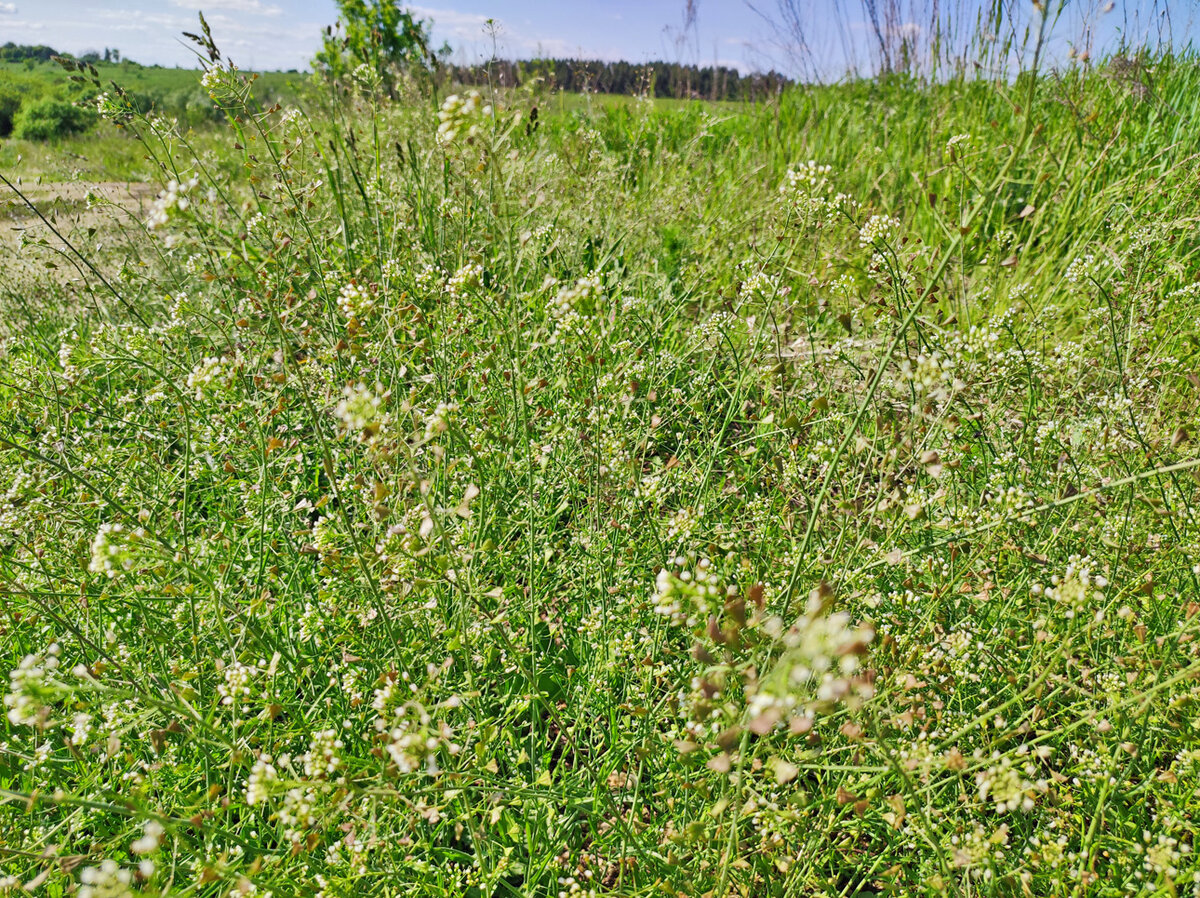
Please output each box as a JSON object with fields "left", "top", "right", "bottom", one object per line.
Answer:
{"left": 11, "top": 97, "right": 96, "bottom": 140}
{"left": 0, "top": 82, "right": 22, "bottom": 137}
{"left": 0, "top": 72, "right": 45, "bottom": 137}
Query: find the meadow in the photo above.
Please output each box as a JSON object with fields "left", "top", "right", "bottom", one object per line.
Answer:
{"left": 4, "top": 35, "right": 1200, "bottom": 898}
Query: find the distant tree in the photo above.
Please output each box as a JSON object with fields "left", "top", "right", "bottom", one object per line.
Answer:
{"left": 315, "top": 1, "right": 433, "bottom": 94}
{"left": 439, "top": 57, "right": 790, "bottom": 102}
{"left": 0, "top": 43, "right": 59, "bottom": 64}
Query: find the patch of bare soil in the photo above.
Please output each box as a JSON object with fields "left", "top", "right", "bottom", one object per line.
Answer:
{"left": 0, "top": 180, "right": 156, "bottom": 330}
{"left": 1, "top": 179, "right": 156, "bottom": 227}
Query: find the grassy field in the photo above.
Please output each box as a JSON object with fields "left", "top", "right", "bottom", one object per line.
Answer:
{"left": 0, "top": 60, "right": 301, "bottom": 178}
{"left": 5, "top": 44, "right": 1200, "bottom": 897}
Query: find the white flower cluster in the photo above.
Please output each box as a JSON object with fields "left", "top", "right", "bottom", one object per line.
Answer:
{"left": 200, "top": 63, "right": 239, "bottom": 99}
{"left": 447, "top": 262, "right": 483, "bottom": 297}
{"left": 337, "top": 281, "right": 376, "bottom": 320}
{"left": 351, "top": 62, "right": 377, "bottom": 85}
{"left": 652, "top": 557, "right": 727, "bottom": 629}
{"left": 948, "top": 821, "right": 1007, "bottom": 873}
{"left": 944, "top": 132, "right": 973, "bottom": 160}
{"left": 147, "top": 176, "right": 199, "bottom": 230}
{"left": 384, "top": 706, "right": 440, "bottom": 773}
{"left": 557, "top": 875, "right": 599, "bottom": 898}
{"left": 334, "top": 382, "right": 384, "bottom": 435}
{"left": 245, "top": 754, "right": 279, "bottom": 805}
{"left": 79, "top": 859, "right": 135, "bottom": 898}
{"left": 279, "top": 786, "right": 318, "bottom": 845}
{"left": 94, "top": 92, "right": 129, "bottom": 121}
{"left": 698, "top": 311, "right": 739, "bottom": 343}
{"left": 379, "top": 702, "right": 460, "bottom": 774}
{"left": 749, "top": 591, "right": 875, "bottom": 721}
{"left": 859, "top": 214, "right": 902, "bottom": 248}
{"left": 148, "top": 116, "right": 177, "bottom": 140}
{"left": 71, "top": 711, "right": 93, "bottom": 745}
{"left": 436, "top": 90, "right": 492, "bottom": 145}
{"left": 899, "top": 351, "right": 960, "bottom": 399}
{"left": 976, "top": 753, "right": 1046, "bottom": 813}
{"left": 130, "top": 820, "right": 164, "bottom": 855}
{"left": 217, "top": 660, "right": 258, "bottom": 715}
{"left": 185, "top": 355, "right": 231, "bottom": 400}
{"left": 4, "top": 644, "right": 60, "bottom": 726}
{"left": 1031, "top": 556, "right": 1108, "bottom": 621}
{"left": 739, "top": 270, "right": 780, "bottom": 301}
{"left": 548, "top": 276, "right": 603, "bottom": 343}
{"left": 779, "top": 161, "right": 855, "bottom": 224}
{"left": 781, "top": 160, "right": 832, "bottom": 196}
{"left": 415, "top": 263, "right": 445, "bottom": 294}
{"left": 663, "top": 506, "right": 704, "bottom": 544}
{"left": 1064, "top": 253, "right": 1097, "bottom": 284}
{"left": 89, "top": 522, "right": 144, "bottom": 578}
{"left": 1140, "top": 829, "right": 1190, "bottom": 880}
{"left": 302, "top": 728, "right": 344, "bottom": 778}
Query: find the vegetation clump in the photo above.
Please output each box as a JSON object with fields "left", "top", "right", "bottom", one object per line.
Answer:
{"left": 5, "top": 7, "right": 1200, "bottom": 897}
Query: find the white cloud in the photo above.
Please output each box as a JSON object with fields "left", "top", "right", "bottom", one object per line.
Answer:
{"left": 13, "top": 5, "right": 323, "bottom": 70}
{"left": 888, "top": 21, "right": 921, "bottom": 40}
{"left": 0, "top": 3, "right": 18, "bottom": 14}
{"left": 168, "top": 0, "right": 281, "bottom": 16}
{"left": 411, "top": 5, "right": 630, "bottom": 64}
{"left": 407, "top": 5, "right": 493, "bottom": 41}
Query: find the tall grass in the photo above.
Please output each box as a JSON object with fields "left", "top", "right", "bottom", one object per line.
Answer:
{"left": 5, "top": 20, "right": 1200, "bottom": 898}
{"left": 749, "top": 0, "right": 1200, "bottom": 80}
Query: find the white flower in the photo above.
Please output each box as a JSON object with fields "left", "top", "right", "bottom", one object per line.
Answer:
{"left": 944, "top": 132, "right": 973, "bottom": 159}
{"left": 245, "top": 754, "right": 278, "bottom": 805}
{"left": 130, "top": 820, "right": 164, "bottom": 855}
{"left": 185, "top": 355, "right": 229, "bottom": 400}
{"left": 337, "top": 281, "right": 376, "bottom": 320}
{"left": 146, "top": 176, "right": 200, "bottom": 231}
{"left": 4, "top": 646, "right": 60, "bottom": 726}
{"left": 423, "top": 401, "right": 457, "bottom": 441}
{"left": 859, "top": 214, "right": 902, "bottom": 248}
{"left": 780, "top": 160, "right": 832, "bottom": 197}
{"left": 217, "top": 660, "right": 258, "bottom": 714}
{"left": 976, "top": 754, "right": 1044, "bottom": 813}
{"left": 79, "top": 859, "right": 134, "bottom": 898}
{"left": 436, "top": 90, "right": 487, "bottom": 145}
{"left": 334, "top": 382, "right": 384, "bottom": 434}
{"left": 302, "top": 729, "right": 344, "bottom": 778}
{"left": 652, "top": 556, "right": 724, "bottom": 628}
{"left": 1064, "top": 253, "right": 1097, "bottom": 284}
{"left": 89, "top": 522, "right": 146, "bottom": 577}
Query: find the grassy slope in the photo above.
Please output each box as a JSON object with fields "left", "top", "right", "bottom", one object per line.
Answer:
{"left": 0, "top": 62, "right": 302, "bottom": 181}
{"left": 3, "top": 55, "right": 1200, "bottom": 896}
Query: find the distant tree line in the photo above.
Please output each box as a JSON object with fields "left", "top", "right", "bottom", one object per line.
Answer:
{"left": 440, "top": 58, "right": 792, "bottom": 102}
{"left": 0, "top": 42, "right": 60, "bottom": 64}
{"left": 0, "top": 42, "right": 121, "bottom": 65}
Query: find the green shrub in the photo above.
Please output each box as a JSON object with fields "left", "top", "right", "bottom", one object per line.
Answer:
{"left": 11, "top": 97, "right": 96, "bottom": 140}
{"left": 0, "top": 82, "right": 21, "bottom": 137}
{"left": 0, "top": 72, "right": 44, "bottom": 137}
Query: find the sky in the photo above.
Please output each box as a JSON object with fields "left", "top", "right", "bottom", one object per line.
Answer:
{"left": 0, "top": 0, "right": 777, "bottom": 72}
{"left": 0, "top": 1, "right": 1195, "bottom": 75}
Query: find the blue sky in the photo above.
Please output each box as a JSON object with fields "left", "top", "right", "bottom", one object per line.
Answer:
{"left": 0, "top": 1, "right": 1194, "bottom": 74}
{"left": 0, "top": 0, "right": 771, "bottom": 71}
